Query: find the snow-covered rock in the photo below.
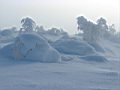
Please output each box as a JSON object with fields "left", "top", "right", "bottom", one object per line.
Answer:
{"left": 52, "top": 38, "right": 96, "bottom": 56}
{"left": 0, "top": 27, "right": 17, "bottom": 36}
{"left": 81, "top": 55, "right": 107, "bottom": 62}
{"left": 1, "top": 33, "right": 61, "bottom": 62}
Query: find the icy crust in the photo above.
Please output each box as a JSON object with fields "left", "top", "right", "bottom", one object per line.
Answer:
{"left": 1, "top": 33, "right": 61, "bottom": 62}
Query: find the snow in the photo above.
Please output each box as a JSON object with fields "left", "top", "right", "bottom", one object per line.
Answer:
{"left": 97, "top": 39, "right": 120, "bottom": 61}
{"left": 0, "top": 30, "right": 120, "bottom": 90}
{"left": 0, "top": 58, "right": 119, "bottom": 90}
{"left": 53, "top": 38, "right": 96, "bottom": 56}
{"left": 0, "top": 33, "right": 61, "bottom": 62}
{"left": 80, "top": 55, "right": 107, "bottom": 62}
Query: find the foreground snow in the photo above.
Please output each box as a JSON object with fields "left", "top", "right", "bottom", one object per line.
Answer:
{"left": 0, "top": 58, "right": 119, "bottom": 90}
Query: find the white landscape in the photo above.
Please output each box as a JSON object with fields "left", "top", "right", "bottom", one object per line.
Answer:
{"left": 0, "top": 16, "right": 120, "bottom": 90}
{"left": 0, "top": 0, "right": 120, "bottom": 90}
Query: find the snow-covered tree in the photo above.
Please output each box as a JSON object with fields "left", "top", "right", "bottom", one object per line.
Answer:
{"left": 77, "top": 16, "right": 99, "bottom": 42}
{"left": 108, "top": 24, "right": 116, "bottom": 34}
{"left": 35, "top": 25, "right": 45, "bottom": 33}
{"left": 47, "top": 28, "right": 61, "bottom": 35}
{"left": 47, "top": 28, "right": 64, "bottom": 35}
{"left": 96, "top": 17, "right": 108, "bottom": 38}
{"left": 77, "top": 16, "right": 119, "bottom": 42}
{"left": 20, "top": 17, "right": 36, "bottom": 33}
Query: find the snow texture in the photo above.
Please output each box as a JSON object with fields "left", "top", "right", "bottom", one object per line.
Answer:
{"left": 0, "top": 33, "right": 61, "bottom": 62}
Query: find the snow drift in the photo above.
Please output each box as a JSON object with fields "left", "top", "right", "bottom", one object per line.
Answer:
{"left": 0, "top": 33, "right": 61, "bottom": 62}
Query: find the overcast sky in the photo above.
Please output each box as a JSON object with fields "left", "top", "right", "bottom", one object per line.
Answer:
{"left": 0, "top": 0, "right": 119, "bottom": 33}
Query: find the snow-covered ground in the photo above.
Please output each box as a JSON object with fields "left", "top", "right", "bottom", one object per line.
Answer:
{"left": 0, "top": 57, "right": 119, "bottom": 90}
{"left": 0, "top": 32, "right": 120, "bottom": 90}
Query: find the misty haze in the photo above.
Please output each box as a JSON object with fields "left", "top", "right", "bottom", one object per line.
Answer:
{"left": 0, "top": 0, "right": 120, "bottom": 90}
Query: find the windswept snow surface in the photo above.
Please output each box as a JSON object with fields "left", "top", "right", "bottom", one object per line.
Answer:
{"left": 0, "top": 32, "right": 120, "bottom": 90}
{"left": 0, "top": 58, "right": 119, "bottom": 90}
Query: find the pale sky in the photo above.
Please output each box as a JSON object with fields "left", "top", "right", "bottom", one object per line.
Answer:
{"left": 0, "top": 0, "right": 119, "bottom": 33}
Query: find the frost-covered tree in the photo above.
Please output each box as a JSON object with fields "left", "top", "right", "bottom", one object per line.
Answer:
{"left": 35, "top": 25, "right": 45, "bottom": 33}
{"left": 96, "top": 17, "right": 108, "bottom": 38}
{"left": 108, "top": 24, "right": 116, "bottom": 34}
{"left": 77, "top": 16, "right": 99, "bottom": 42}
{"left": 20, "top": 17, "right": 36, "bottom": 33}
{"left": 46, "top": 27, "right": 68, "bottom": 36}
{"left": 97, "top": 17, "right": 108, "bottom": 28}
{"left": 77, "top": 16, "right": 114, "bottom": 42}
{"left": 47, "top": 28, "right": 58, "bottom": 35}
{"left": 47, "top": 28, "right": 60, "bottom": 35}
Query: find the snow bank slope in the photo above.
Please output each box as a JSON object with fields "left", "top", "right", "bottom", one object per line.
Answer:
{"left": 1, "top": 33, "right": 61, "bottom": 62}
{"left": 97, "top": 39, "right": 120, "bottom": 61}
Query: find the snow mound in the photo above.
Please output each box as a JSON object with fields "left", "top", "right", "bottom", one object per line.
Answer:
{"left": 81, "top": 55, "right": 107, "bottom": 62}
{"left": 0, "top": 30, "right": 13, "bottom": 36}
{"left": 52, "top": 38, "right": 96, "bottom": 56}
{"left": 88, "top": 42, "right": 105, "bottom": 53}
{"left": 1, "top": 33, "right": 61, "bottom": 62}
